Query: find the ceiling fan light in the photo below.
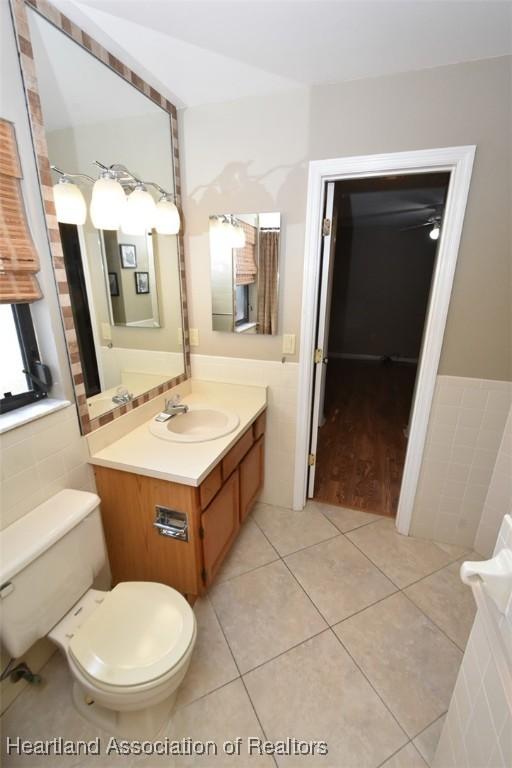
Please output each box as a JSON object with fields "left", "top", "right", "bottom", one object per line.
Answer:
{"left": 53, "top": 180, "right": 87, "bottom": 225}
{"left": 429, "top": 224, "right": 440, "bottom": 241}
{"left": 121, "top": 187, "right": 156, "bottom": 236}
{"left": 90, "top": 175, "right": 126, "bottom": 230}
{"left": 155, "top": 198, "right": 180, "bottom": 235}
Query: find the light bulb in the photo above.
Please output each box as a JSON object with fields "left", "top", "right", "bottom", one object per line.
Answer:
{"left": 121, "top": 187, "right": 156, "bottom": 236}
{"left": 209, "top": 217, "right": 229, "bottom": 249}
{"left": 53, "top": 180, "right": 87, "bottom": 225}
{"left": 232, "top": 222, "right": 246, "bottom": 248}
{"left": 429, "top": 224, "right": 440, "bottom": 241}
{"left": 155, "top": 198, "right": 180, "bottom": 235}
{"left": 90, "top": 175, "right": 126, "bottom": 230}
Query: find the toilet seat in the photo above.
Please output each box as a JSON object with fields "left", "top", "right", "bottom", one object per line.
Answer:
{"left": 69, "top": 582, "right": 196, "bottom": 688}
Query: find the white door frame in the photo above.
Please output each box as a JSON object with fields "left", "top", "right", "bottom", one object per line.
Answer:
{"left": 293, "top": 146, "right": 475, "bottom": 534}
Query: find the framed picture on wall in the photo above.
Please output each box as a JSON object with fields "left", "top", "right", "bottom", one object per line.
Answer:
{"left": 108, "top": 272, "right": 119, "bottom": 296}
{"left": 135, "top": 271, "right": 150, "bottom": 294}
{"left": 119, "top": 243, "right": 137, "bottom": 268}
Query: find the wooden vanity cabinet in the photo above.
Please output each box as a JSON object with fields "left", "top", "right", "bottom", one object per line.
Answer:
{"left": 240, "top": 437, "right": 264, "bottom": 521}
{"left": 201, "top": 470, "right": 240, "bottom": 586}
{"left": 93, "top": 410, "right": 265, "bottom": 599}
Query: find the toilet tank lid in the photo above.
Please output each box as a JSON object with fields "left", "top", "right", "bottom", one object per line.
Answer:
{"left": 0, "top": 490, "right": 100, "bottom": 583}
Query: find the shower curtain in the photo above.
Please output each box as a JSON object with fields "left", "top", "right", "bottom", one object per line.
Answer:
{"left": 257, "top": 229, "right": 278, "bottom": 334}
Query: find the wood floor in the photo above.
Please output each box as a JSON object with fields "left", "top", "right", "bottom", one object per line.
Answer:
{"left": 314, "top": 358, "right": 417, "bottom": 517}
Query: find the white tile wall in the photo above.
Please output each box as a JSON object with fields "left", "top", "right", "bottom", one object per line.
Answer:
{"left": 474, "top": 407, "right": 512, "bottom": 557}
{"left": 411, "top": 376, "right": 512, "bottom": 547}
{"left": 191, "top": 354, "right": 298, "bottom": 508}
{"left": 0, "top": 405, "right": 95, "bottom": 531}
{"left": 434, "top": 516, "right": 512, "bottom": 768}
{"left": 99, "top": 346, "right": 184, "bottom": 390}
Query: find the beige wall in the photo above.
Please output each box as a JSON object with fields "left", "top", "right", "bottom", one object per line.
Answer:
{"left": 181, "top": 55, "right": 512, "bottom": 381}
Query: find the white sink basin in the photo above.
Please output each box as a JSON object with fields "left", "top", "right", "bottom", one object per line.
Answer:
{"left": 149, "top": 405, "right": 239, "bottom": 443}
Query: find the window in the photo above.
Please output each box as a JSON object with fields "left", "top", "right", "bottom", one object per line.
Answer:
{"left": 0, "top": 303, "right": 48, "bottom": 414}
{"left": 235, "top": 284, "right": 249, "bottom": 325}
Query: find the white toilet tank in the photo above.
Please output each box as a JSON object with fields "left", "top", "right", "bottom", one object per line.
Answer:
{"left": 0, "top": 490, "right": 107, "bottom": 659}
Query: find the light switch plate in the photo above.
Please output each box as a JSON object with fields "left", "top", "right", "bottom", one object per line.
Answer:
{"left": 101, "top": 322, "right": 112, "bottom": 341}
{"left": 177, "top": 327, "right": 183, "bottom": 346}
{"left": 189, "top": 328, "right": 200, "bottom": 347}
{"left": 282, "top": 334, "right": 296, "bottom": 355}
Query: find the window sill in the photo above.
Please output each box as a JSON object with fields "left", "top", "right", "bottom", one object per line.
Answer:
{"left": 235, "top": 322, "right": 257, "bottom": 334}
{"left": 0, "top": 398, "right": 72, "bottom": 434}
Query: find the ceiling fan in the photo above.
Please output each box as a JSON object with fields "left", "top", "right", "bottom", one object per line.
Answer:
{"left": 401, "top": 214, "right": 442, "bottom": 240}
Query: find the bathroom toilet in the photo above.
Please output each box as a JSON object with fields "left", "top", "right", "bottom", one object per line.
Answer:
{"left": 0, "top": 489, "right": 197, "bottom": 738}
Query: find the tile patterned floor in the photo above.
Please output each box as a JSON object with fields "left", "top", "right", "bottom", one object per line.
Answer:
{"left": 1, "top": 502, "right": 476, "bottom": 768}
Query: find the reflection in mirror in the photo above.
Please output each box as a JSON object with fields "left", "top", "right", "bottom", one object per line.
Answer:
{"left": 102, "top": 231, "right": 160, "bottom": 328}
{"left": 209, "top": 213, "right": 280, "bottom": 335}
{"left": 27, "top": 7, "right": 185, "bottom": 422}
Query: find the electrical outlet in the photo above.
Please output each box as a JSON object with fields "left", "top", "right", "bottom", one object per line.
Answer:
{"left": 282, "top": 334, "right": 296, "bottom": 355}
{"left": 101, "top": 322, "right": 112, "bottom": 341}
{"left": 189, "top": 328, "right": 200, "bottom": 347}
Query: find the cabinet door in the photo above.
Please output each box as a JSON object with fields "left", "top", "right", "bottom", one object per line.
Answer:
{"left": 94, "top": 466, "right": 202, "bottom": 596}
{"left": 240, "top": 436, "right": 264, "bottom": 522}
{"left": 201, "top": 470, "right": 240, "bottom": 584}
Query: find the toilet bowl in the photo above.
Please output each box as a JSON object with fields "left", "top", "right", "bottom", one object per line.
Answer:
{"left": 0, "top": 489, "right": 197, "bottom": 740}
{"left": 49, "top": 581, "right": 197, "bottom": 738}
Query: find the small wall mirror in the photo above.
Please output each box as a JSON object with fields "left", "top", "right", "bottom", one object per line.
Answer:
{"left": 209, "top": 212, "right": 280, "bottom": 335}
{"left": 23, "top": 4, "right": 188, "bottom": 429}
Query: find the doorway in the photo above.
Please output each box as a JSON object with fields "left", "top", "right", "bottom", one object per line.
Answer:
{"left": 294, "top": 147, "right": 475, "bottom": 534}
{"left": 59, "top": 222, "right": 101, "bottom": 398}
{"left": 313, "top": 173, "right": 450, "bottom": 517}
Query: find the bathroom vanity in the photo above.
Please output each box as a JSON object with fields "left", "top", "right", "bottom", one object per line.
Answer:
{"left": 89, "top": 382, "right": 266, "bottom": 599}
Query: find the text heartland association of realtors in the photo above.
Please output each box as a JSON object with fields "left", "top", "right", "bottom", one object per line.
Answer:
{"left": 5, "top": 736, "right": 329, "bottom": 757}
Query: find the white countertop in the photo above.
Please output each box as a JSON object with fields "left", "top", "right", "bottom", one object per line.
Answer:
{"left": 87, "top": 380, "right": 267, "bottom": 486}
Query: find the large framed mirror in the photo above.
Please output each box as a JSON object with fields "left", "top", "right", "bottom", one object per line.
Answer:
{"left": 11, "top": 0, "right": 189, "bottom": 433}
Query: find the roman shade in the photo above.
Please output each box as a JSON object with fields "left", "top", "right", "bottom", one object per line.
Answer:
{"left": 234, "top": 220, "right": 257, "bottom": 286}
{"left": 0, "top": 118, "right": 42, "bottom": 303}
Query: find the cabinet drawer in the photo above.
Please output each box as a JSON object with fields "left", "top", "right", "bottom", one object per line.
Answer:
{"left": 240, "top": 436, "right": 265, "bottom": 521}
{"left": 222, "top": 428, "right": 253, "bottom": 480}
{"left": 201, "top": 470, "right": 240, "bottom": 584}
{"left": 199, "top": 464, "right": 222, "bottom": 510}
{"left": 253, "top": 411, "right": 266, "bottom": 440}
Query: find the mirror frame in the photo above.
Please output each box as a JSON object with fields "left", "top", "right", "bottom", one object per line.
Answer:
{"left": 11, "top": 0, "right": 190, "bottom": 434}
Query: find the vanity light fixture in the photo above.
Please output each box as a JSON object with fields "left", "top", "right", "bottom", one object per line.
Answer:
{"left": 143, "top": 181, "right": 180, "bottom": 235}
{"left": 51, "top": 161, "right": 180, "bottom": 235}
{"left": 209, "top": 215, "right": 226, "bottom": 248}
{"left": 51, "top": 167, "right": 91, "bottom": 226}
{"left": 121, "top": 184, "right": 157, "bottom": 236}
{"left": 231, "top": 217, "right": 246, "bottom": 249}
{"left": 154, "top": 196, "right": 180, "bottom": 235}
{"left": 210, "top": 215, "right": 245, "bottom": 249}
{"left": 90, "top": 164, "right": 127, "bottom": 231}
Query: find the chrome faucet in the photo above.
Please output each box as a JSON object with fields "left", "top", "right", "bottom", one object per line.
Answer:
{"left": 112, "top": 386, "right": 133, "bottom": 405}
{"left": 164, "top": 394, "right": 189, "bottom": 416}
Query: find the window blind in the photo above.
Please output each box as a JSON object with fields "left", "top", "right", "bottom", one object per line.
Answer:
{"left": 0, "top": 118, "right": 42, "bottom": 303}
{"left": 234, "top": 220, "right": 257, "bottom": 286}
